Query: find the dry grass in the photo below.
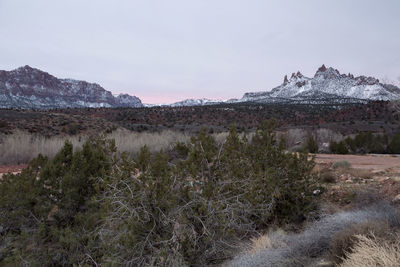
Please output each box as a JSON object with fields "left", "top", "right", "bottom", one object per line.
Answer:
{"left": 329, "top": 220, "right": 391, "bottom": 264}
{"left": 333, "top": 160, "right": 351, "bottom": 169}
{"left": 228, "top": 202, "right": 400, "bottom": 267}
{"left": 340, "top": 234, "right": 400, "bottom": 267}
{"left": 0, "top": 131, "right": 85, "bottom": 165}
{"left": 249, "top": 235, "right": 272, "bottom": 255}
{"left": 315, "top": 128, "right": 343, "bottom": 144}
{"left": 0, "top": 129, "right": 231, "bottom": 165}
{"left": 283, "top": 128, "right": 343, "bottom": 151}
{"left": 108, "top": 128, "right": 191, "bottom": 154}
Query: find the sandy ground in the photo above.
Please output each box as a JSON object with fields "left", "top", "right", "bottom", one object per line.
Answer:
{"left": 314, "top": 154, "right": 400, "bottom": 172}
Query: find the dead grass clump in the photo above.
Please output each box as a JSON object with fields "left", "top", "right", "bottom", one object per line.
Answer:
{"left": 333, "top": 160, "right": 351, "bottom": 169}
{"left": 249, "top": 235, "right": 272, "bottom": 255}
{"left": 340, "top": 234, "right": 400, "bottom": 267}
{"left": 329, "top": 220, "right": 391, "bottom": 264}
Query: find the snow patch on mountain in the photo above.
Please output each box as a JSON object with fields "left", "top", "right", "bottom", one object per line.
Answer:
{"left": 169, "top": 98, "right": 222, "bottom": 107}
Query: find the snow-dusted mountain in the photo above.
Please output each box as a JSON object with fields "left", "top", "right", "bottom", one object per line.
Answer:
{"left": 242, "top": 65, "right": 400, "bottom": 104}
{"left": 148, "top": 65, "right": 400, "bottom": 107}
{"left": 3, "top": 65, "right": 398, "bottom": 109}
{"left": 169, "top": 98, "right": 222, "bottom": 107}
{"left": 0, "top": 66, "right": 143, "bottom": 109}
{"left": 144, "top": 98, "right": 225, "bottom": 107}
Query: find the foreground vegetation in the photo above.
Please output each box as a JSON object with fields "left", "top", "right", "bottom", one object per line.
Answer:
{"left": 230, "top": 203, "right": 400, "bottom": 266}
{"left": 0, "top": 123, "right": 320, "bottom": 266}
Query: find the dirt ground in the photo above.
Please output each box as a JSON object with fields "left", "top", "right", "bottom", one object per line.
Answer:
{"left": 312, "top": 154, "right": 400, "bottom": 212}
{"left": 314, "top": 154, "right": 400, "bottom": 172}
{"left": 0, "top": 164, "right": 27, "bottom": 179}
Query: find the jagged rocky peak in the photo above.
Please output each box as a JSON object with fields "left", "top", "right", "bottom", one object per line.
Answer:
{"left": 283, "top": 75, "right": 289, "bottom": 85}
{"left": 317, "top": 64, "right": 327, "bottom": 73}
{"left": 314, "top": 64, "right": 341, "bottom": 79}
{"left": 283, "top": 71, "right": 307, "bottom": 88}
{"left": 356, "top": 76, "right": 380, "bottom": 86}
{"left": 290, "top": 71, "right": 304, "bottom": 80}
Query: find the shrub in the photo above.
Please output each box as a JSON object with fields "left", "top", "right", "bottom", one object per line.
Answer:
{"left": 330, "top": 141, "right": 349, "bottom": 154}
{"left": 329, "top": 220, "right": 391, "bottom": 264}
{"left": 0, "top": 120, "right": 8, "bottom": 128}
{"left": 320, "top": 168, "right": 336, "bottom": 183}
{"left": 387, "top": 133, "right": 400, "bottom": 154}
{"left": 340, "top": 234, "right": 400, "bottom": 267}
{"left": 305, "top": 135, "right": 318, "bottom": 153}
{"left": 333, "top": 160, "right": 351, "bottom": 169}
{"left": 0, "top": 137, "right": 116, "bottom": 265}
{"left": 99, "top": 124, "right": 320, "bottom": 265}
{"left": 336, "top": 132, "right": 389, "bottom": 154}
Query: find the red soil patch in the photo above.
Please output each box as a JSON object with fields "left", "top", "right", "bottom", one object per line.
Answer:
{"left": 0, "top": 164, "right": 27, "bottom": 178}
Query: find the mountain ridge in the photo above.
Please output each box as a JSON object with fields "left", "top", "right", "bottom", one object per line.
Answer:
{"left": 0, "top": 65, "right": 143, "bottom": 109}
{"left": 1, "top": 65, "right": 400, "bottom": 109}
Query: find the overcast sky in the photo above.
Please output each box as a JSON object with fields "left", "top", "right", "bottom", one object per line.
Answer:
{"left": 1, "top": 0, "right": 399, "bottom": 103}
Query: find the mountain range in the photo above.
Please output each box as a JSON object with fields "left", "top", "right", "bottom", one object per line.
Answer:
{"left": 241, "top": 65, "right": 400, "bottom": 104}
{"left": 1, "top": 65, "right": 399, "bottom": 109}
{"left": 163, "top": 65, "right": 400, "bottom": 106}
{"left": 0, "top": 65, "right": 142, "bottom": 109}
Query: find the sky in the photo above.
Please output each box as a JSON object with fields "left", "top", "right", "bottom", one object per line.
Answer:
{"left": 0, "top": 0, "right": 399, "bottom": 104}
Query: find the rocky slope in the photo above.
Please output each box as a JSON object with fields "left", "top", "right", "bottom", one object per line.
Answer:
{"left": 0, "top": 66, "right": 142, "bottom": 109}
{"left": 242, "top": 65, "right": 400, "bottom": 104}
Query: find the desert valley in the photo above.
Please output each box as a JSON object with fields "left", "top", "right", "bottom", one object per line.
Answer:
{"left": 1, "top": 64, "right": 400, "bottom": 266}
{"left": 2, "top": 1, "right": 400, "bottom": 266}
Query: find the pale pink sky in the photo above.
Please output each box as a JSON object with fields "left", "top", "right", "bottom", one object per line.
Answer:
{"left": 1, "top": 0, "right": 399, "bottom": 104}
